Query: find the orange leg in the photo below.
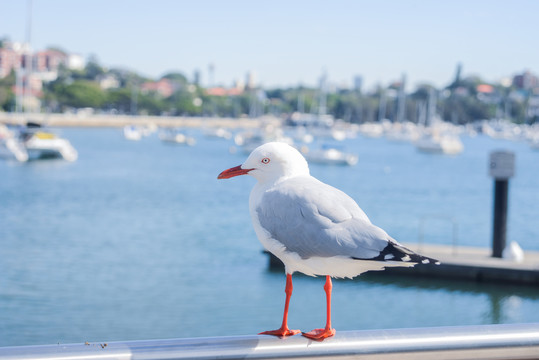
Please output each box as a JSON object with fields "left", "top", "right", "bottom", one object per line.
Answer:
{"left": 259, "top": 273, "right": 301, "bottom": 338}
{"left": 302, "top": 275, "right": 336, "bottom": 341}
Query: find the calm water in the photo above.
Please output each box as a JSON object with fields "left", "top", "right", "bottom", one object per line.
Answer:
{"left": 1, "top": 127, "right": 539, "bottom": 347}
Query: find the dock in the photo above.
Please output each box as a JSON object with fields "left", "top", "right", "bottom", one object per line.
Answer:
{"left": 391, "top": 243, "right": 539, "bottom": 285}
{"left": 265, "top": 244, "right": 539, "bottom": 285}
{"left": 1, "top": 324, "right": 538, "bottom": 360}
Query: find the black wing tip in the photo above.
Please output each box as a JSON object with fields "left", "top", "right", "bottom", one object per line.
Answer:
{"left": 361, "top": 243, "right": 441, "bottom": 265}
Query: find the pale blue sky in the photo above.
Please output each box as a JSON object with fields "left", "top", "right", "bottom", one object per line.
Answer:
{"left": 2, "top": 0, "right": 538, "bottom": 90}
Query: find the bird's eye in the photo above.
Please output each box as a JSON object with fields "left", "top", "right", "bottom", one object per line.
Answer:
{"left": 261, "top": 157, "right": 270, "bottom": 164}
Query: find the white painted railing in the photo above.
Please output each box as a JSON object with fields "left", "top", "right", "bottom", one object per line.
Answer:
{"left": 1, "top": 323, "right": 538, "bottom": 360}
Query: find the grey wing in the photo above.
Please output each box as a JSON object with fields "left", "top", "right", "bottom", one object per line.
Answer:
{"left": 256, "top": 178, "right": 390, "bottom": 259}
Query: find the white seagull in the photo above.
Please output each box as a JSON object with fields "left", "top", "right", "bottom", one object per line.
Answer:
{"left": 218, "top": 142, "right": 439, "bottom": 341}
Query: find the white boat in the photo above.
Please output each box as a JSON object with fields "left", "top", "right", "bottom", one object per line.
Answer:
{"left": 0, "top": 125, "right": 29, "bottom": 161}
{"left": 0, "top": 124, "right": 78, "bottom": 162}
{"left": 528, "top": 130, "right": 539, "bottom": 150}
{"left": 123, "top": 125, "right": 142, "bottom": 141}
{"left": 234, "top": 126, "right": 294, "bottom": 154}
{"left": 415, "top": 132, "right": 463, "bottom": 155}
{"left": 24, "top": 130, "right": 78, "bottom": 161}
{"left": 385, "top": 121, "right": 421, "bottom": 142}
{"left": 159, "top": 128, "right": 196, "bottom": 146}
{"left": 203, "top": 127, "right": 232, "bottom": 140}
{"left": 286, "top": 112, "right": 346, "bottom": 141}
{"left": 302, "top": 145, "right": 358, "bottom": 166}
{"left": 358, "top": 122, "right": 385, "bottom": 138}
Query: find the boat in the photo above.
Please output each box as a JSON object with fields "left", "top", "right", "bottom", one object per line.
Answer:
{"left": 0, "top": 123, "right": 78, "bottom": 162}
{"left": 203, "top": 127, "right": 232, "bottom": 140}
{"left": 414, "top": 90, "right": 463, "bottom": 155}
{"left": 0, "top": 124, "right": 28, "bottom": 161}
{"left": 358, "top": 122, "right": 385, "bottom": 138}
{"left": 415, "top": 131, "right": 463, "bottom": 155}
{"left": 123, "top": 125, "right": 142, "bottom": 141}
{"left": 158, "top": 128, "right": 196, "bottom": 146}
{"left": 234, "top": 126, "right": 294, "bottom": 154}
{"left": 385, "top": 121, "right": 421, "bottom": 142}
{"left": 302, "top": 144, "right": 358, "bottom": 166}
{"left": 285, "top": 112, "right": 347, "bottom": 141}
{"left": 24, "top": 130, "right": 78, "bottom": 161}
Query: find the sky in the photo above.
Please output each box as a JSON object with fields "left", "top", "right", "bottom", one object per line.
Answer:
{"left": 1, "top": 0, "right": 538, "bottom": 91}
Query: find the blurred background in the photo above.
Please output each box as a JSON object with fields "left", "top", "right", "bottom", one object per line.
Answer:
{"left": 1, "top": 0, "right": 539, "bottom": 347}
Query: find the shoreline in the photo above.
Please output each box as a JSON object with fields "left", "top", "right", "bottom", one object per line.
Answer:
{"left": 0, "top": 112, "right": 280, "bottom": 129}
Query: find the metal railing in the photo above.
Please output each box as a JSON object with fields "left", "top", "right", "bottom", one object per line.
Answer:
{"left": 1, "top": 323, "right": 539, "bottom": 360}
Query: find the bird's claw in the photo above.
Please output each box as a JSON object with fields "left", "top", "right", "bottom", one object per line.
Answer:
{"left": 259, "top": 327, "right": 301, "bottom": 338}
{"left": 302, "top": 327, "right": 336, "bottom": 341}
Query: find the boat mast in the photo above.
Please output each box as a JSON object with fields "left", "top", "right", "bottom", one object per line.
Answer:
{"left": 396, "top": 73, "right": 406, "bottom": 123}
{"left": 23, "top": 0, "right": 33, "bottom": 114}
{"left": 318, "top": 70, "right": 327, "bottom": 116}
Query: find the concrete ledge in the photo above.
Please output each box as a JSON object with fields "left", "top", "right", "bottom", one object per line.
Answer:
{"left": 0, "top": 113, "right": 278, "bottom": 128}
{"left": 390, "top": 243, "right": 539, "bottom": 285}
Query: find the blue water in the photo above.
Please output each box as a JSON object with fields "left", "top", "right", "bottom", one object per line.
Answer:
{"left": 1, "top": 127, "right": 539, "bottom": 347}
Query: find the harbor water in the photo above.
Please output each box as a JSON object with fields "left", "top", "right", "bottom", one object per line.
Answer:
{"left": 1, "top": 127, "right": 539, "bottom": 347}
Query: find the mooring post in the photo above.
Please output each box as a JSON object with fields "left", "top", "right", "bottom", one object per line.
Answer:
{"left": 489, "top": 151, "right": 515, "bottom": 258}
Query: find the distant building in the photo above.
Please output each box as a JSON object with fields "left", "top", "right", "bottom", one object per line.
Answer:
{"left": 353, "top": 75, "right": 363, "bottom": 92}
{"left": 206, "top": 87, "right": 244, "bottom": 96}
{"left": 476, "top": 84, "right": 500, "bottom": 104}
{"left": 0, "top": 41, "right": 85, "bottom": 80}
{"left": 512, "top": 71, "right": 538, "bottom": 90}
{"left": 33, "top": 49, "right": 68, "bottom": 82}
{"left": 67, "top": 54, "right": 85, "bottom": 71}
{"left": 97, "top": 74, "right": 120, "bottom": 90}
{"left": 0, "top": 41, "right": 23, "bottom": 78}
{"left": 1, "top": 41, "right": 86, "bottom": 111}
{"left": 193, "top": 69, "right": 201, "bottom": 87}
{"left": 141, "top": 78, "right": 175, "bottom": 97}
{"left": 245, "top": 71, "right": 256, "bottom": 89}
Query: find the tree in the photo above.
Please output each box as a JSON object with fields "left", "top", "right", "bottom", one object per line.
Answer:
{"left": 137, "top": 93, "right": 166, "bottom": 115}
{"left": 162, "top": 72, "right": 188, "bottom": 85}
{"left": 84, "top": 56, "right": 106, "bottom": 80}
{"left": 105, "top": 88, "right": 133, "bottom": 114}
{"left": 167, "top": 90, "right": 201, "bottom": 116}
{"left": 56, "top": 80, "right": 106, "bottom": 109}
{"left": 0, "top": 70, "right": 15, "bottom": 111}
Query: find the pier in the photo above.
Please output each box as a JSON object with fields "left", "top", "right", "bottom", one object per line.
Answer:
{"left": 389, "top": 243, "right": 539, "bottom": 285}
{"left": 266, "top": 244, "right": 539, "bottom": 285}
{"left": 1, "top": 323, "right": 538, "bottom": 360}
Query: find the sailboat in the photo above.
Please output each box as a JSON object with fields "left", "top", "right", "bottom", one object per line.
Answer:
{"left": 0, "top": 122, "right": 78, "bottom": 162}
{"left": 0, "top": 0, "right": 79, "bottom": 162}
{"left": 284, "top": 71, "right": 346, "bottom": 141}
{"left": 414, "top": 89, "right": 464, "bottom": 155}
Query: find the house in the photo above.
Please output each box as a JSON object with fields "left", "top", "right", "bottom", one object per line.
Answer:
{"left": 141, "top": 78, "right": 175, "bottom": 97}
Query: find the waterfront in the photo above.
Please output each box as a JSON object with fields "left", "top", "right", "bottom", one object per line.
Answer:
{"left": 1, "top": 127, "right": 539, "bottom": 347}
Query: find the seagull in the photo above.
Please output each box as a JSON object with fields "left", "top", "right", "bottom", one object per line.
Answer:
{"left": 218, "top": 142, "right": 439, "bottom": 341}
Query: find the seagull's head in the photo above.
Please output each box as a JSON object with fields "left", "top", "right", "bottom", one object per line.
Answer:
{"left": 218, "top": 142, "right": 310, "bottom": 183}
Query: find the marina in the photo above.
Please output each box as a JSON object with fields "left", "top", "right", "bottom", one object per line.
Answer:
{"left": 2, "top": 0, "right": 539, "bottom": 355}
{"left": 1, "top": 118, "right": 539, "bottom": 348}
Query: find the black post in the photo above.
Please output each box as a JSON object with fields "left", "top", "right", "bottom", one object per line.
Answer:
{"left": 492, "top": 179, "right": 509, "bottom": 258}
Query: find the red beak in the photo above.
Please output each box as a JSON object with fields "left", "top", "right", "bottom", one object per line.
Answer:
{"left": 217, "top": 165, "right": 253, "bottom": 179}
